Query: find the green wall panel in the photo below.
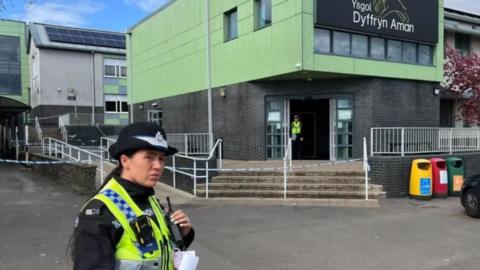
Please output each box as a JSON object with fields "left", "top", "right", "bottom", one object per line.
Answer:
{"left": 0, "top": 20, "right": 29, "bottom": 105}
{"left": 129, "top": 0, "right": 444, "bottom": 103}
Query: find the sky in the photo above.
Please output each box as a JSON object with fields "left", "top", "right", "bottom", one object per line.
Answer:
{"left": 0, "top": 0, "right": 170, "bottom": 32}
{"left": 0, "top": 0, "right": 479, "bottom": 33}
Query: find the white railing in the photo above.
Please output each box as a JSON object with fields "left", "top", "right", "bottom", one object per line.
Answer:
{"left": 58, "top": 117, "right": 68, "bottom": 142}
{"left": 371, "top": 127, "right": 480, "bottom": 156}
{"left": 100, "top": 136, "right": 117, "bottom": 163}
{"left": 283, "top": 137, "right": 292, "bottom": 199}
{"left": 42, "top": 137, "right": 105, "bottom": 181}
{"left": 363, "top": 137, "right": 370, "bottom": 201}
{"left": 35, "top": 116, "right": 43, "bottom": 146}
{"left": 168, "top": 138, "right": 223, "bottom": 198}
{"left": 168, "top": 133, "right": 212, "bottom": 156}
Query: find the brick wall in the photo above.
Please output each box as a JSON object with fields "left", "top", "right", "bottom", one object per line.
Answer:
{"left": 134, "top": 78, "right": 440, "bottom": 160}
{"left": 370, "top": 152, "right": 480, "bottom": 197}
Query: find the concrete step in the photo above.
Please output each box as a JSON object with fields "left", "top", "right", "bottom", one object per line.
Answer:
{"left": 196, "top": 190, "right": 386, "bottom": 199}
{"left": 217, "top": 170, "right": 364, "bottom": 177}
{"left": 211, "top": 175, "right": 367, "bottom": 184}
{"left": 198, "top": 183, "right": 383, "bottom": 192}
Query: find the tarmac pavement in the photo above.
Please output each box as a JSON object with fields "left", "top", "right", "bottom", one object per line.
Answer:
{"left": 1, "top": 164, "right": 479, "bottom": 270}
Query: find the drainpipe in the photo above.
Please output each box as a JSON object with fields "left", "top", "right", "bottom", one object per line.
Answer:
{"left": 206, "top": 0, "right": 213, "bottom": 151}
{"left": 127, "top": 32, "right": 134, "bottom": 124}
{"left": 91, "top": 51, "right": 95, "bottom": 126}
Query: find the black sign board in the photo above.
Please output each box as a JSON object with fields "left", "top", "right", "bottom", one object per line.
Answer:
{"left": 315, "top": 0, "right": 438, "bottom": 44}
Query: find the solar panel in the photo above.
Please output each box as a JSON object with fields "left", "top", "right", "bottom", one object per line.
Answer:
{"left": 45, "top": 26, "right": 126, "bottom": 49}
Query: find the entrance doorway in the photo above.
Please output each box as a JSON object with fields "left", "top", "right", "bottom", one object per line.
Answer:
{"left": 290, "top": 99, "right": 330, "bottom": 160}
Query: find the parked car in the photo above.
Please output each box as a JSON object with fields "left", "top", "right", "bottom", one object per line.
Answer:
{"left": 460, "top": 174, "right": 480, "bottom": 218}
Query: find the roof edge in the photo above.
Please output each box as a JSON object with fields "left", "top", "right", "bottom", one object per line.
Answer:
{"left": 127, "top": 0, "right": 176, "bottom": 33}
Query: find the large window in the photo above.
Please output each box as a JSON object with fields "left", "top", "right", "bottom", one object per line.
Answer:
{"left": 314, "top": 28, "right": 435, "bottom": 66}
{"left": 0, "top": 35, "right": 21, "bottom": 95}
{"left": 224, "top": 8, "right": 238, "bottom": 41}
{"left": 104, "top": 58, "right": 127, "bottom": 78}
{"left": 255, "top": 0, "right": 271, "bottom": 29}
{"left": 455, "top": 33, "right": 470, "bottom": 57}
{"left": 105, "top": 95, "right": 128, "bottom": 113}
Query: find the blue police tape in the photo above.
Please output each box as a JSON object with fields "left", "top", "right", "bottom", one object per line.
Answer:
{"left": 0, "top": 158, "right": 84, "bottom": 165}
{"left": 166, "top": 158, "right": 364, "bottom": 172}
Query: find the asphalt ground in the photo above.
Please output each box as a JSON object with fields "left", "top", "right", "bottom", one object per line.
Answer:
{"left": 0, "top": 164, "right": 479, "bottom": 270}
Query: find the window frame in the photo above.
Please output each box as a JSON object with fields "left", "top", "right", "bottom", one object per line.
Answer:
{"left": 224, "top": 7, "right": 238, "bottom": 42}
{"left": 254, "top": 0, "right": 272, "bottom": 30}
{"left": 104, "top": 58, "right": 127, "bottom": 78}
{"left": 104, "top": 95, "right": 128, "bottom": 114}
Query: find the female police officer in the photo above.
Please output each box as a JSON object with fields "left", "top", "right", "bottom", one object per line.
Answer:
{"left": 71, "top": 122, "right": 194, "bottom": 270}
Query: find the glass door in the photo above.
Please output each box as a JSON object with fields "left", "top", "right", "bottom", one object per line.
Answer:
{"left": 266, "top": 99, "right": 287, "bottom": 160}
{"left": 336, "top": 98, "right": 353, "bottom": 159}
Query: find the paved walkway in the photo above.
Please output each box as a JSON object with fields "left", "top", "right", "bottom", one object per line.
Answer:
{"left": 1, "top": 163, "right": 479, "bottom": 270}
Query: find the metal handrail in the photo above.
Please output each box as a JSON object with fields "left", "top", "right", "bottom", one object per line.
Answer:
{"left": 35, "top": 116, "right": 43, "bottom": 146}
{"left": 282, "top": 137, "right": 292, "bottom": 199}
{"left": 42, "top": 137, "right": 105, "bottom": 181}
{"left": 168, "top": 133, "right": 212, "bottom": 156}
{"left": 169, "top": 138, "right": 223, "bottom": 197}
{"left": 371, "top": 127, "right": 480, "bottom": 156}
{"left": 100, "top": 136, "right": 117, "bottom": 163}
{"left": 363, "top": 137, "right": 370, "bottom": 201}
{"left": 58, "top": 117, "right": 68, "bottom": 142}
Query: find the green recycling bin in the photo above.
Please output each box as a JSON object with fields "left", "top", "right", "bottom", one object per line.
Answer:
{"left": 445, "top": 157, "right": 464, "bottom": 196}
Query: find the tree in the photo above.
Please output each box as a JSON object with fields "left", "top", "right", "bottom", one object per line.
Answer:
{"left": 443, "top": 44, "right": 480, "bottom": 126}
{"left": 0, "top": 0, "right": 35, "bottom": 12}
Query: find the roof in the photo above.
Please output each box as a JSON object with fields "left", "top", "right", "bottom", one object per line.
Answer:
{"left": 28, "top": 22, "right": 126, "bottom": 55}
{"left": 0, "top": 96, "right": 30, "bottom": 120}
{"left": 444, "top": 0, "right": 480, "bottom": 18}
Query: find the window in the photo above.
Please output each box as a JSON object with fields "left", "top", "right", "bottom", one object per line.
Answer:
{"left": 418, "top": 44, "right": 433, "bottom": 65}
{"left": 0, "top": 35, "right": 21, "bottom": 95}
{"left": 402, "top": 42, "right": 417, "bottom": 63}
{"left": 370, "top": 37, "right": 385, "bottom": 59}
{"left": 104, "top": 58, "right": 127, "bottom": 78}
{"left": 105, "top": 95, "right": 128, "bottom": 113}
{"left": 455, "top": 33, "right": 470, "bottom": 57}
{"left": 255, "top": 0, "right": 271, "bottom": 29}
{"left": 148, "top": 110, "right": 163, "bottom": 127}
{"left": 313, "top": 28, "right": 434, "bottom": 66}
{"left": 333, "top": 31, "right": 350, "bottom": 56}
{"left": 387, "top": 40, "right": 402, "bottom": 61}
{"left": 351, "top": 34, "right": 368, "bottom": 57}
{"left": 336, "top": 98, "right": 353, "bottom": 160}
{"left": 314, "top": 28, "right": 331, "bottom": 53}
{"left": 224, "top": 8, "right": 238, "bottom": 41}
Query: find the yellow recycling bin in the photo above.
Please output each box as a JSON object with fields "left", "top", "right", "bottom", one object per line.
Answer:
{"left": 409, "top": 159, "right": 432, "bottom": 200}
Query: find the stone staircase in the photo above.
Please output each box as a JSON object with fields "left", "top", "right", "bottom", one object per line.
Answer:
{"left": 197, "top": 170, "right": 386, "bottom": 199}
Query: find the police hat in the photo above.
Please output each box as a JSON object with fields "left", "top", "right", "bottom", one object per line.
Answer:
{"left": 108, "top": 122, "right": 178, "bottom": 159}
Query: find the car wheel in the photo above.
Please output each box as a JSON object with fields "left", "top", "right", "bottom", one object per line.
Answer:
{"left": 464, "top": 189, "right": 480, "bottom": 218}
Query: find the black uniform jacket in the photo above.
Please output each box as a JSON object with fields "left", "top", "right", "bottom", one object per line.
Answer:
{"left": 72, "top": 178, "right": 195, "bottom": 270}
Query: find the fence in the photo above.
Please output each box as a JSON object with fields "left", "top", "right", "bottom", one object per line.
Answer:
{"left": 371, "top": 127, "right": 480, "bottom": 156}
{"left": 42, "top": 137, "right": 105, "bottom": 180}
{"left": 168, "top": 133, "right": 212, "bottom": 156}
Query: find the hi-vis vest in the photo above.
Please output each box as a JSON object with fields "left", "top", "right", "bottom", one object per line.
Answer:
{"left": 291, "top": 120, "right": 302, "bottom": 135}
{"left": 92, "top": 178, "right": 174, "bottom": 270}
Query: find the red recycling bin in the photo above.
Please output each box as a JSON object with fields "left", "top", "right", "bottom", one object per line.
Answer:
{"left": 431, "top": 158, "right": 448, "bottom": 198}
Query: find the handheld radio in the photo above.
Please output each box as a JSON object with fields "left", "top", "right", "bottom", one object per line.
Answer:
{"left": 165, "top": 197, "right": 185, "bottom": 250}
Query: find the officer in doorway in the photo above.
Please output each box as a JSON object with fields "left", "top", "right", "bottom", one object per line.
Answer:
{"left": 291, "top": 114, "right": 303, "bottom": 160}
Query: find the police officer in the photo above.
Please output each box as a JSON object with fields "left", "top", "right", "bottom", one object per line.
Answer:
{"left": 291, "top": 114, "right": 303, "bottom": 160}
{"left": 71, "top": 122, "right": 194, "bottom": 270}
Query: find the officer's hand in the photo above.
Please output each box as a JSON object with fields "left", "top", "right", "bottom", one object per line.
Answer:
{"left": 170, "top": 210, "right": 192, "bottom": 236}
